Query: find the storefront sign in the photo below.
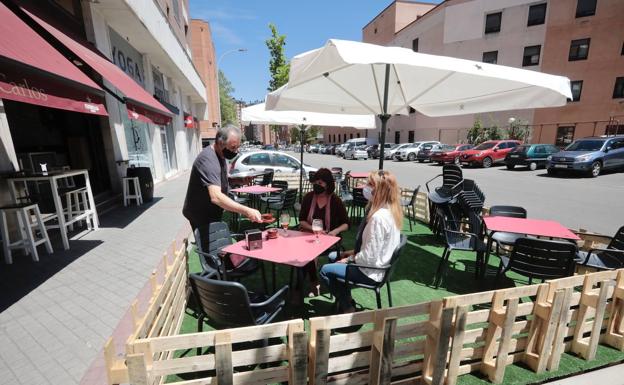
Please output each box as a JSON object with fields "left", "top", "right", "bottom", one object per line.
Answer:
{"left": 184, "top": 114, "right": 194, "bottom": 128}
{"left": 0, "top": 65, "right": 107, "bottom": 116}
{"left": 109, "top": 28, "right": 145, "bottom": 86}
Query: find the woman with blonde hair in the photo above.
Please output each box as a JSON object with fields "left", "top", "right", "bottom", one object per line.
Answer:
{"left": 319, "top": 170, "right": 402, "bottom": 313}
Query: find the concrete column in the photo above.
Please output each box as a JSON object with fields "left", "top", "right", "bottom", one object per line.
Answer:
{"left": 0, "top": 99, "right": 19, "bottom": 208}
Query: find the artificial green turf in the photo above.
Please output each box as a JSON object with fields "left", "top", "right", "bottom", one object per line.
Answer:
{"left": 173, "top": 216, "right": 624, "bottom": 384}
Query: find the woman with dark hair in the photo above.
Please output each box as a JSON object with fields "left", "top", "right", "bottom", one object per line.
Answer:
{"left": 298, "top": 168, "right": 349, "bottom": 295}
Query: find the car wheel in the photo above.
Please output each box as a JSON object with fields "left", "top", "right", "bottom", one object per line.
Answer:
{"left": 454, "top": 157, "right": 460, "bottom": 165}
{"left": 529, "top": 162, "right": 537, "bottom": 171}
{"left": 589, "top": 161, "right": 602, "bottom": 178}
{"left": 351, "top": 154, "right": 355, "bottom": 160}
{"left": 482, "top": 157, "right": 493, "bottom": 168}
{"left": 437, "top": 161, "right": 444, "bottom": 165}
{"left": 547, "top": 168, "right": 558, "bottom": 176}
{"left": 407, "top": 153, "right": 415, "bottom": 161}
{"left": 506, "top": 164, "right": 514, "bottom": 170}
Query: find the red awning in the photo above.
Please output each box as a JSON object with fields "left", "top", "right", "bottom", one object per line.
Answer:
{"left": 23, "top": 9, "right": 172, "bottom": 125}
{"left": 0, "top": 3, "right": 106, "bottom": 115}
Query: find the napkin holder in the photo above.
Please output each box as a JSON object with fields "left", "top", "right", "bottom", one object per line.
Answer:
{"left": 245, "top": 229, "right": 263, "bottom": 251}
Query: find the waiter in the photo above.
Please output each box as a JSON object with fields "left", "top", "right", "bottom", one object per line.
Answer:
{"left": 183, "top": 125, "right": 261, "bottom": 230}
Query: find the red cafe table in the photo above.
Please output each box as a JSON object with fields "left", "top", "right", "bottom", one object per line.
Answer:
{"left": 349, "top": 172, "right": 370, "bottom": 179}
{"left": 222, "top": 230, "right": 340, "bottom": 301}
{"left": 482, "top": 216, "right": 581, "bottom": 277}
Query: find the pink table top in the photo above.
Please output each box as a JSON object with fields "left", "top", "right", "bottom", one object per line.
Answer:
{"left": 222, "top": 230, "right": 340, "bottom": 267}
{"left": 230, "top": 185, "right": 282, "bottom": 194}
{"left": 349, "top": 172, "right": 370, "bottom": 179}
{"left": 483, "top": 216, "right": 580, "bottom": 241}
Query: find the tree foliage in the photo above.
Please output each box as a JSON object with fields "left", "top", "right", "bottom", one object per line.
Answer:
{"left": 507, "top": 118, "right": 532, "bottom": 141}
{"left": 219, "top": 70, "right": 237, "bottom": 125}
{"left": 265, "top": 23, "right": 290, "bottom": 92}
{"left": 288, "top": 125, "right": 320, "bottom": 144}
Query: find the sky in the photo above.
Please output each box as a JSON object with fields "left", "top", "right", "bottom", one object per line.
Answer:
{"left": 189, "top": 0, "right": 439, "bottom": 103}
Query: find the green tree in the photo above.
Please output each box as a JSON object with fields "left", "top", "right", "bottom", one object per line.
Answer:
{"left": 265, "top": 23, "right": 290, "bottom": 92}
{"left": 219, "top": 70, "right": 237, "bottom": 125}
{"left": 467, "top": 118, "right": 484, "bottom": 144}
{"left": 506, "top": 118, "right": 532, "bottom": 141}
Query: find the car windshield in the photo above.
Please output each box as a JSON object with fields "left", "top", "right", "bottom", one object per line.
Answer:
{"left": 441, "top": 145, "right": 456, "bottom": 151}
{"left": 473, "top": 142, "right": 496, "bottom": 150}
{"left": 511, "top": 145, "right": 530, "bottom": 153}
{"left": 565, "top": 140, "right": 605, "bottom": 151}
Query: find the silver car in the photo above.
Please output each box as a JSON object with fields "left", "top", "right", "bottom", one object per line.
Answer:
{"left": 344, "top": 145, "right": 369, "bottom": 160}
{"left": 230, "top": 151, "right": 317, "bottom": 174}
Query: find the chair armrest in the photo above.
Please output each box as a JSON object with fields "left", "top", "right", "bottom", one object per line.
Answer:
{"left": 580, "top": 248, "right": 624, "bottom": 265}
{"left": 445, "top": 228, "right": 479, "bottom": 244}
{"left": 346, "top": 263, "right": 391, "bottom": 272}
{"left": 230, "top": 233, "right": 245, "bottom": 241}
{"left": 250, "top": 285, "right": 289, "bottom": 308}
{"left": 425, "top": 174, "right": 442, "bottom": 192}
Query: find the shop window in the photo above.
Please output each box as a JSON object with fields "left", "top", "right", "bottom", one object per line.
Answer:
{"left": 576, "top": 0, "right": 596, "bottom": 18}
{"left": 522, "top": 45, "right": 541, "bottom": 66}
{"left": 527, "top": 3, "right": 547, "bottom": 26}
{"left": 350, "top": 133, "right": 353, "bottom": 139}
{"left": 394, "top": 131, "right": 401, "bottom": 144}
{"left": 614, "top": 77, "right": 624, "bottom": 99}
{"left": 570, "top": 81, "right": 583, "bottom": 102}
{"left": 485, "top": 12, "right": 502, "bottom": 34}
{"left": 555, "top": 126, "right": 575, "bottom": 147}
{"left": 412, "top": 38, "right": 419, "bottom": 52}
{"left": 357, "top": 133, "right": 361, "bottom": 138}
{"left": 482, "top": 51, "right": 498, "bottom": 64}
{"left": 569, "top": 38, "right": 590, "bottom": 61}
{"left": 408, "top": 131, "right": 415, "bottom": 143}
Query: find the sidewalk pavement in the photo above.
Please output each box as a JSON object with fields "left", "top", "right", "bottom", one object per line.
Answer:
{"left": 0, "top": 172, "right": 192, "bottom": 385}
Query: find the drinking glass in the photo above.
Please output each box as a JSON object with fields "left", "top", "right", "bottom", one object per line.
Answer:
{"left": 280, "top": 213, "right": 290, "bottom": 236}
{"left": 312, "top": 219, "right": 323, "bottom": 244}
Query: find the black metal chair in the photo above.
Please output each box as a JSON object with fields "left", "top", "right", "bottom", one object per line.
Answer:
{"left": 350, "top": 187, "right": 368, "bottom": 223}
{"left": 434, "top": 212, "right": 487, "bottom": 288}
{"left": 260, "top": 180, "right": 288, "bottom": 207}
{"left": 575, "top": 226, "right": 624, "bottom": 271}
{"left": 401, "top": 186, "right": 420, "bottom": 232}
{"left": 426, "top": 164, "right": 463, "bottom": 197}
{"left": 265, "top": 188, "right": 298, "bottom": 224}
{"left": 337, "top": 234, "right": 407, "bottom": 309}
{"left": 194, "top": 222, "right": 267, "bottom": 291}
{"left": 485, "top": 205, "right": 528, "bottom": 272}
{"left": 189, "top": 273, "right": 289, "bottom": 332}
{"left": 339, "top": 172, "right": 353, "bottom": 207}
{"left": 496, "top": 238, "right": 577, "bottom": 285}
{"left": 255, "top": 168, "right": 274, "bottom": 186}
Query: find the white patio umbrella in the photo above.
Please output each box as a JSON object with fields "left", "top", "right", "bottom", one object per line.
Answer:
{"left": 266, "top": 39, "right": 572, "bottom": 168}
{"left": 241, "top": 101, "right": 375, "bottom": 200}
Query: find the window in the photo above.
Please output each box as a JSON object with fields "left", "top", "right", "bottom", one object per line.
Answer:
{"left": 555, "top": 126, "right": 575, "bottom": 147}
{"left": 522, "top": 45, "right": 541, "bottom": 66}
{"left": 350, "top": 133, "right": 353, "bottom": 139}
{"left": 172, "top": 0, "right": 181, "bottom": 22}
{"left": 614, "top": 77, "right": 624, "bottom": 98}
{"left": 394, "top": 131, "right": 401, "bottom": 144}
{"left": 507, "top": 142, "right": 519, "bottom": 149}
{"left": 273, "top": 154, "right": 299, "bottom": 168}
{"left": 570, "top": 81, "right": 583, "bottom": 102}
{"left": 482, "top": 51, "right": 498, "bottom": 64}
{"left": 357, "top": 133, "right": 361, "bottom": 138}
{"left": 607, "top": 138, "right": 624, "bottom": 150}
{"left": 621, "top": 42, "right": 624, "bottom": 55}
{"left": 412, "top": 38, "right": 419, "bottom": 52}
{"left": 497, "top": 142, "right": 508, "bottom": 149}
{"left": 245, "top": 153, "right": 272, "bottom": 166}
{"left": 527, "top": 3, "right": 547, "bottom": 26}
{"left": 576, "top": 0, "right": 597, "bottom": 18}
{"left": 184, "top": 24, "right": 189, "bottom": 36}
{"left": 485, "top": 12, "right": 502, "bottom": 34}
{"left": 569, "top": 38, "right": 590, "bottom": 61}
{"left": 408, "top": 131, "right": 415, "bottom": 143}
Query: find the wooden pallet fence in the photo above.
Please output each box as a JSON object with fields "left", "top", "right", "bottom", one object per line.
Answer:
{"left": 399, "top": 189, "right": 429, "bottom": 224}
{"left": 308, "top": 301, "right": 440, "bottom": 385}
{"left": 126, "top": 320, "right": 308, "bottom": 385}
{"left": 104, "top": 238, "right": 189, "bottom": 385}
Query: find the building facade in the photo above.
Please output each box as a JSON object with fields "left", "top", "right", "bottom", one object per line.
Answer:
{"left": 190, "top": 19, "right": 220, "bottom": 143}
{"left": 0, "top": 0, "right": 207, "bottom": 212}
{"left": 323, "top": 0, "right": 624, "bottom": 146}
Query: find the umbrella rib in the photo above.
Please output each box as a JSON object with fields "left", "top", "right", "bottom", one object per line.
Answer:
{"left": 389, "top": 64, "right": 410, "bottom": 115}
{"left": 324, "top": 74, "right": 378, "bottom": 115}
{"left": 287, "top": 63, "right": 353, "bottom": 88}
{"left": 416, "top": 85, "right": 536, "bottom": 106}
{"left": 403, "top": 71, "right": 456, "bottom": 108}
{"left": 370, "top": 64, "right": 384, "bottom": 113}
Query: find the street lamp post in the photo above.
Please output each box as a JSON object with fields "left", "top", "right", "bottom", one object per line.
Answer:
{"left": 217, "top": 48, "right": 247, "bottom": 127}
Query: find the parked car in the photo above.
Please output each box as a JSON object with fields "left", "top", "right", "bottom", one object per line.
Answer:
{"left": 369, "top": 143, "right": 394, "bottom": 159}
{"left": 385, "top": 143, "right": 411, "bottom": 160}
{"left": 394, "top": 141, "right": 441, "bottom": 161}
{"left": 505, "top": 144, "right": 561, "bottom": 170}
{"left": 230, "top": 150, "right": 317, "bottom": 174}
{"left": 547, "top": 136, "right": 624, "bottom": 177}
{"left": 344, "top": 144, "right": 369, "bottom": 160}
{"left": 335, "top": 144, "right": 348, "bottom": 157}
{"left": 460, "top": 140, "right": 522, "bottom": 168}
{"left": 430, "top": 144, "right": 474, "bottom": 165}
{"left": 416, "top": 143, "right": 447, "bottom": 163}
{"left": 262, "top": 144, "right": 275, "bottom": 151}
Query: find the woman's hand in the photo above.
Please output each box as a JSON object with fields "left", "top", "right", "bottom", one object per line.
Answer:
{"left": 327, "top": 229, "right": 340, "bottom": 236}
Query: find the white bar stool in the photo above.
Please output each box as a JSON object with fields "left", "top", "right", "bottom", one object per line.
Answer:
{"left": 122, "top": 177, "right": 143, "bottom": 207}
{"left": 0, "top": 203, "right": 53, "bottom": 264}
{"left": 64, "top": 187, "right": 93, "bottom": 231}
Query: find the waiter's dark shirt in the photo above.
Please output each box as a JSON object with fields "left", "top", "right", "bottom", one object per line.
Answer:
{"left": 182, "top": 146, "right": 228, "bottom": 228}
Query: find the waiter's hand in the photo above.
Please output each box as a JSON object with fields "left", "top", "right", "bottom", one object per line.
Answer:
{"left": 244, "top": 207, "right": 262, "bottom": 223}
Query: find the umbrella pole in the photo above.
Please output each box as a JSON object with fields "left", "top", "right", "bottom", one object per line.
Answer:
{"left": 299, "top": 124, "right": 306, "bottom": 202}
{"left": 378, "top": 64, "right": 391, "bottom": 170}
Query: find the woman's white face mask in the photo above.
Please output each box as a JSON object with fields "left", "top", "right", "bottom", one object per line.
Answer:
{"left": 362, "top": 185, "right": 374, "bottom": 201}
